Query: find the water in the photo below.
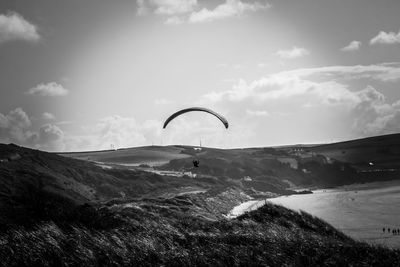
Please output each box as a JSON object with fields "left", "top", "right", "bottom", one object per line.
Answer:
{"left": 267, "top": 180, "right": 400, "bottom": 248}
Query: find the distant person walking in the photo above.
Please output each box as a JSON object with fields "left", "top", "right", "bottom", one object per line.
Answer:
{"left": 383, "top": 227, "right": 385, "bottom": 233}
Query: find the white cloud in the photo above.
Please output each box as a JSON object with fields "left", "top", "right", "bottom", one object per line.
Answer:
{"left": 275, "top": 46, "right": 310, "bottom": 59}
{"left": 273, "top": 63, "right": 400, "bottom": 82}
{"left": 64, "top": 115, "right": 162, "bottom": 151}
{"left": 137, "top": 0, "right": 269, "bottom": 24}
{"left": 38, "top": 124, "right": 64, "bottom": 151}
{"left": 205, "top": 63, "right": 400, "bottom": 104}
{"left": 56, "top": 121, "right": 73, "bottom": 126}
{"left": 189, "top": 0, "right": 270, "bottom": 23}
{"left": 0, "top": 12, "right": 40, "bottom": 44}
{"left": 201, "top": 62, "right": 400, "bottom": 141}
{"left": 0, "top": 108, "right": 32, "bottom": 144}
{"left": 42, "top": 112, "right": 56, "bottom": 120}
{"left": 246, "top": 109, "right": 269, "bottom": 117}
{"left": 0, "top": 110, "right": 161, "bottom": 152}
{"left": 137, "top": 0, "right": 198, "bottom": 15}
{"left": 62, "top": 113, "right": 247, "bottom": 150}
{"left": 341, "top": 40, "right": 361, "bottom": 51}
{"left": 205, "top": 75, "right": 356, "bottom": 105}
{"left": 27, "top": 82, "right": 69, "bottom": 97}
{"left": 164, "top": 16, "right": 184, "bottom": 25}
{"left": 370, "top": 30, "right": 400, "bottom": 45}
{"left": 350, "top": 85, "right": 400, "bottom": 136}
{"left": 0, "top": 108, "right": 64, "bottom": 151}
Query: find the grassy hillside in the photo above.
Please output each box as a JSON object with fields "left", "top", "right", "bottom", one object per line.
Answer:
{"left": 60, "top": 146, "right": 190, "bottom": 166}
{"left": 158, "top": 146, "right": 366, "bottom": 188}
{"left": 301, "top": 134, "right": 400, "bottom": 182}
{"left": 1, "top": 197, "right": 399, "bottom": 266}
{"left": 0, "top": 144, "right": 233, "bottom": 228}
{"left": 308, "top": 133, "right": 400, "bottom": 165}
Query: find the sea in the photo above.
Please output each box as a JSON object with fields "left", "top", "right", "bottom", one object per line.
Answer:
{"left": 266, "top": 180, "right": 400, "bottom": 248}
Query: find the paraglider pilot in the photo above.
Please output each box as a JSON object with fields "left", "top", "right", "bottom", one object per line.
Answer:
{"left": 193, "top": 159, "right": 200, "bottom": 167}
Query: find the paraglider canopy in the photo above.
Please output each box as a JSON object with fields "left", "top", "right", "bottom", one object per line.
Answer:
{"left": 163, "top": 107, "right": 229, "bottom": 129}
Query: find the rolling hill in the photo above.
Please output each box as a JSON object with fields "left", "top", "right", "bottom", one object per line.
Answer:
{"left": 308, "top": 133, "right": 400, "bottom": 166}
{"left": 62, "top": 133, "right": 400, "bottom": 189}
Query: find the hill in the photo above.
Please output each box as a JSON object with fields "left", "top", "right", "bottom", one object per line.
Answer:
{"left": 308, "top": 133, "right": 400, "bottom": 166}
{"left": 292, "top": 133, "right": 400, "bottom": 182}
{"left": 62, "top": 134, "right": 400, "bottom": 189}
{"left": 0, "top": 144, "right": 235, "bottom": 227}
{"left": 62, "top": 145, "right": 359, "bottom": 190}
{"left": 60, "top": 146, "right": 190, "bottom": 166}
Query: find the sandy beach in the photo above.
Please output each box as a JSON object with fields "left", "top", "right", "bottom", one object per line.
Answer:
{"left": 267, "top": 180, "right": 400, "bottom": 248}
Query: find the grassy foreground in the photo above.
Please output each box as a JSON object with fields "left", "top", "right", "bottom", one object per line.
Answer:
{"left": 0, "top": 199, "right": 399, "bottom": 267}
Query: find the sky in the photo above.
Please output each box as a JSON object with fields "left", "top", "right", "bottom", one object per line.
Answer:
{"left": 1, "top": 0, "right": 400, "bottom": 151}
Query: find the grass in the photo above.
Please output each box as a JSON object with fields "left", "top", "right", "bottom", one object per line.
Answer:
{"left": 1, "top": 196, "right": 399, "bottom": 266}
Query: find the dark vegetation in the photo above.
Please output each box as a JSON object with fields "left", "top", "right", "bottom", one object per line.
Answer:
{"left": 1, "top": 193, "right": 399, "bottom": 266}
{"left": 159, "top": 146, "right": 369, "bottom": 189}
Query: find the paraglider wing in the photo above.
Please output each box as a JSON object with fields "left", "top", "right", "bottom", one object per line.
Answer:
{"left": 163, "top": 107, "right": 229, "bottom": 129}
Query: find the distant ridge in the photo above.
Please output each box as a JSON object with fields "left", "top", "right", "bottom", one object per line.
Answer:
{"left": 312, "top": 133, "right": 400, "bottom": 149}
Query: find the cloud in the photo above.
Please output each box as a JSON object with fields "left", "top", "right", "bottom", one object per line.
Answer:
{"left": 0, "top": 108, "right": 32, "bottom": 144}
{"left": 3, "top": 109, "right": 232, "bottom": 151}
{"left": 350, "top": 86, "right": 400, "bottom": 136}
{"left": 246, "top": 109, "right": 269, "bottom": 117}
{"left": 64, "top": 115, "right": 162, "bottom": 151}
{"left": 164, "top": 16, "right": 184, "bottom": 25}
{"left": 27, "top": 82, "right": 69, "bottom": 97}
{"left": 42, "top": 112, "right": 56, "bottom": 120}
{"left": 0, "top": 12, "right": 40, "bottom": 44}
{"left": 204, "top": 75, "right": 356, "bottom": 106}
{"left": 272, "top": 63, "right": 400, "bottom": 82}
{"left": 275, "top": 46, "right": 310, "bottom": 59}
{"left": 189, "top": 0, "right": 270, "bottom": 23}
{"left": 201, "top": 62, "right": 400, "bottom": 141}
{"left": 0, "top": 108, "right": 65, "bottom": 151}
{"left": 137, "top": 0, "right": 269, "bottom": 24}
{"left": 204, "top": 63, "right": 400, "bottom": 104}
{"left": 64, "top": 113, "right": 248, "bottom": 151}
{"left": 341, "top": 40, "right": 361, "bottom": 51}
{"left": 38, "top": 124, "right": 64, "bottom": 151}
{"left": 370, "top": 30, "right": 400, "bottom": 45}
{"left": 56, "top": 121, "right": 73, "bottom": 126}
{"left": 137, "top": 0, "right": 198, "bottom": 15}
